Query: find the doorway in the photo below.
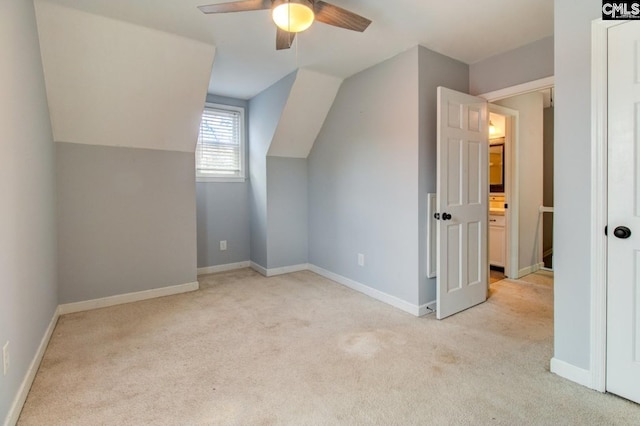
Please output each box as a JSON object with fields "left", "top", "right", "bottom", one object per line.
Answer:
{"left": 435, "top": 81, "right": 556, "bottom": 319}
{"left": 487, "top": 109, "right": 510, "bottom": 281}
{"left": 485, "top": 86, "right": 555, "bottom": 281}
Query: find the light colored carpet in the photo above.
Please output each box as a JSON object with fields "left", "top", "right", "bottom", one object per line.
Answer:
{"left": 18, "top": 269, "right": 640, "bottom": 425}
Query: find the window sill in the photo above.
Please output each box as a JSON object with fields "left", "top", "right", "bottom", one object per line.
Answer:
{"left": 196, "top": 176, "right": 247, "bottom": 183}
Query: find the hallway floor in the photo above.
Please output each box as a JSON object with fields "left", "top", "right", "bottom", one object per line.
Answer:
{"left": 490, "top": 268, "right": 505, "bottom": 284}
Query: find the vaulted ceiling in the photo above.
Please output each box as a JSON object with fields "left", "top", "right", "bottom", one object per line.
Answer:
{"left": 39, "top": 0, "right": 554, "bottom": 99}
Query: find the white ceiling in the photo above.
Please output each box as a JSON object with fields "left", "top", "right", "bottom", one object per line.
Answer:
{"left": 40, "top": 0, "right": 554, "bottom": 100}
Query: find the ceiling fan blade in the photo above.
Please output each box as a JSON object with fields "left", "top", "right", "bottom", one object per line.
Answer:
{"left": 276, "top": 28, "right": 295, "bottom": 50}
{"left": 313, "top": 1, "right": 371, "bottom": 32}
{"left": 198, "top": 0, "right": 271, "bottom": 14}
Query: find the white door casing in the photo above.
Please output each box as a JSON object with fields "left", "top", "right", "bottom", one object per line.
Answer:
{"left": 606, "top": 21, "right": 640, "bottom": 404}
{"left": 482, "top": 81, "right": 553, "bottom": 281}
{"left": 436, "top": 87, "right": 489, "bottom": 320}
{"left": 488, "top": 104, "right": 519, "bottom": 279}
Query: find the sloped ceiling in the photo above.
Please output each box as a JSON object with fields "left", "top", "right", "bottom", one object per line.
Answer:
{"left": 268, "top": 69, "right": 342, "bottom": 158}
{"left": 38, "top": 0, "right": 554, "bottom": 99}
{"left": 35, "top": 1, "right": 215, "bottom": 153}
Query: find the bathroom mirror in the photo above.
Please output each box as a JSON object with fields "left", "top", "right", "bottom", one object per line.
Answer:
{"left": 489, "top": 142, "right": 505, "bottom": 193}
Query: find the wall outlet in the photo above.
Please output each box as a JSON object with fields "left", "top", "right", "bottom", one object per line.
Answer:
{"left": 220, "top": 240, "right": 227, "bottom": 251}
{"left": 358, "top": 253, "right": 365, "bottom": 267}
{"left": 3, "top": 341, "right": 9, "bottom": 376}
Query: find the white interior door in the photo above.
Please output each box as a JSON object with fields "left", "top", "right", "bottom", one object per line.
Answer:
{"left": 607, "top": 21, "right": 640, "bottom": 404}
{"left": 436, "top": 87, "right": 488, "bottom": 319}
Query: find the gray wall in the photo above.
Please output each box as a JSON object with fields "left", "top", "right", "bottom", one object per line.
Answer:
{"left": 308, "top": 46, "right": 469, "bottom": 307}
{"left": 0, "top": 1, "right": 58, "bottom": 422}
{"left": 418, "top": 46, "right": 470, "bottom": 304}
{"left": 309, "top": 47, "right": 421, "bottom": 305}
{"left": 197, "top": 95, "right": 250, "bottom": 268}
{"left": 553, "top": 0, "right": 598, "bottom": 371}
{"left": 469, "top": 36, "right": 554, "bottom": 95}
{"left": 266, "top": 157, "right": 308, "bottom": 268}
{"left": 57, "top": 142, "right": 197, "bottom": 303}
{"left": 248, "top": 72, "right": 296, "bottom": 268}
{"left": 196, "top": 182, "right": 250, "bottom": 268}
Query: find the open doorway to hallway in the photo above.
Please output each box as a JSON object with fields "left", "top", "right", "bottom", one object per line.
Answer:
{"left": 488, "top": 87, "right": 554, "bottom": 284}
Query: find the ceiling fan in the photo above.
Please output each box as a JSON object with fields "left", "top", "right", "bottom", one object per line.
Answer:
{"left": 198, "top": 0, "right": 372, "bottom": 50}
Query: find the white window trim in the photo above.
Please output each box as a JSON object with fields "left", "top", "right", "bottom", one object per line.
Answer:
{"left": 197, "top": 176, "right": 247, "bottom": 183}
{"left": 196, "top": 102, "right": 246, "bottom": 183}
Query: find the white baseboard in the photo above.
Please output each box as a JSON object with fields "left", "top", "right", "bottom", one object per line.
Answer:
{"left": 250, "top": 262, "right": 427, "bottom": 317}
{"left": 265, "top": 263, "right": 309, "bottom": 277}
{"left": 250, "top": 262, "right": 268, "bottom": 276}
{"left": 198, "top": 261, "right": 250, "bottom": 276}
{"left": 5, "top": 309, "right": 59, "bottom": 426}
{"left": 58, "top": 281, "right": 199, "bottom": 315}
{"left": 250, "top": 262, "right": 309, "bottom": 277}
{"left": 518, "top": 262, "right": 545, "bottom": 278}
{"left": 308, "top": 264, "right": 424, "bottom": 317}
{"left": 550, "top": 357, "right": 593, "bottom": 389}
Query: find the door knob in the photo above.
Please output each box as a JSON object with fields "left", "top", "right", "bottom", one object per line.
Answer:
{"left": 442, "top": 213, "right": 452, "bottom": 221}
{"left": 613, "top": 226, "right": 632, "bottom": 239}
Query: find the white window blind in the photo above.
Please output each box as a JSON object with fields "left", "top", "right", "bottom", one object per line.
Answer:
{"left": 196, "top": 104, "right": 245, "bottom": 180}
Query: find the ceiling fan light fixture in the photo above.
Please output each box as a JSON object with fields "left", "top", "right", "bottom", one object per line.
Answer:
{"left": 272, "top": 0, "right": 315, "bottom": 33}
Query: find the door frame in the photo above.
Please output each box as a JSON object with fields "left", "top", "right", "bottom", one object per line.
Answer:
{"left": 488, "top": 104, "right": 518, "bottom": 279}
{"left": 590, "top": 18, "right": 628, "bottom": 393}
{"left": 480, "top": 76, "right": 554, "bottom": 280}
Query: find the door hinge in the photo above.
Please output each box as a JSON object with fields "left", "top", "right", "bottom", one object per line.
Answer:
{"left": 605, "top": 225, "right": 608, "bottom": 236}
{"left": 504, "top": 203, "right": 508, "bottom": 209}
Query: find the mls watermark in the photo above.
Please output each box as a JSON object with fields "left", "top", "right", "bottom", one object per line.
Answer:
{"left": 603, "top": 1, "right": 640, "bottom": 19}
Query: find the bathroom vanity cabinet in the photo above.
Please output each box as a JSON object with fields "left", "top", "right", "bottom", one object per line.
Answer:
{"left": 489, "top": 213, "right": 506, "bottom": 268}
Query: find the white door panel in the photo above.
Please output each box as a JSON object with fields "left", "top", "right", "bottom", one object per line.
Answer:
{"left": 607, "top": 21, "right": 640, "bottom": 404}
{"left": 436, "top": 87, "right": 488, "bottom": 319}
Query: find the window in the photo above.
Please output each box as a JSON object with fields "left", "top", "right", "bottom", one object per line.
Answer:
{"left": 196, "top": 103, "right": 246, "bottom": 182}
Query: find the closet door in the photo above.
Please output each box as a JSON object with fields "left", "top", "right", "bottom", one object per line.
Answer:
{"left": 606, "top": 21, "right": 640, "bottom": 404}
